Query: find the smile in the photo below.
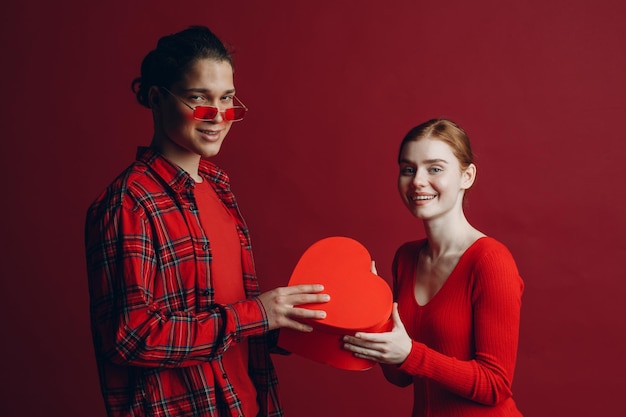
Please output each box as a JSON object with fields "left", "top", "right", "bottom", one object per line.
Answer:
{"left": 199, "top": 129, "right": 219, "bottom": 135}
{"left": 411, "top": 195, "right": 437, "bottom": 201}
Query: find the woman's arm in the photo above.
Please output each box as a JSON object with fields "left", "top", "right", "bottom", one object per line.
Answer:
{"left": 380, "top": 363, "right": 413, "bottom": 387}
{"left": 396, "top": 245, "right": 523, "bottom": 405}
{"left": 343, "top": 243, "right": 523, "bottom": 406}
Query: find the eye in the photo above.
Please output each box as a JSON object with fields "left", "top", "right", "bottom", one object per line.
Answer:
{"left": 220, "top": 95, "right": 234, "bottom": 104}
{"left": 428, "top": 167, "right": 443, "bottom": 174}
{"left": 400, "top": 166, "right": 416, "bottom": 176}
{"left": 189, "top": 94, "right": 207, "bottom": 103}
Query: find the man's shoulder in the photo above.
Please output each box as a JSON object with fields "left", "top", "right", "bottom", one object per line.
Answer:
{"left": 87, "top": 160, "right": 157, "bottom": 216}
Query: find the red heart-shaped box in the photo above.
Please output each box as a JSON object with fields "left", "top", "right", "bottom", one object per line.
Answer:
{"left": 278, "top": 236, "right": 393, "bottom": 370}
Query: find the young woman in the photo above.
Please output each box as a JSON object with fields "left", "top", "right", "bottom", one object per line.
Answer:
{"left": 85, "top": 26, "right": 328, "bottom": 417}
{"left": 343, "top": 119, "right": 524, "bottom": 416}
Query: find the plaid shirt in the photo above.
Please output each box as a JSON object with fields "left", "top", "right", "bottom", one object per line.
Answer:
{"left": 85, "top": 147, "right": 282, "bottom": 417}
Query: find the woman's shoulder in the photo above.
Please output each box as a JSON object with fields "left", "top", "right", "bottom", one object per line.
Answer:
{"left": 397, "top": 238, "right": 427, "bottom": 252}
{"left": 394, "top": 239, "right": 427, "bottom": 262}
{"left": 465, "top": 237, "right": 523, "bottom": 287}
{"left": 468, "top": 236, "right": 516, "bottom": 260}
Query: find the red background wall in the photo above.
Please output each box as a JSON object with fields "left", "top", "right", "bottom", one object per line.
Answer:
{"left": 1, "top": 1, "right": 625, "bottom": 416}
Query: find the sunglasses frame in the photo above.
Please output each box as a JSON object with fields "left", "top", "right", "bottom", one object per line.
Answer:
{"left": 160, "top": 87, "right": 248, "bottom": 122}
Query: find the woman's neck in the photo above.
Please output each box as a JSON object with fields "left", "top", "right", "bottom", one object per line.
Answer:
{"left": 422, "top": 211, "right": 483, "bottom": 259}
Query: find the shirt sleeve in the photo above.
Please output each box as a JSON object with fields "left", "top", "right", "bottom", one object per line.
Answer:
{"left": 85, "top": 195, "right": 268, "bottom": 368}
{"left": 398, "top": 243, "right": 524, "bottom": 406}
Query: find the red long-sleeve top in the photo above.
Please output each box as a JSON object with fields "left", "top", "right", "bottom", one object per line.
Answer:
{"left": 393, "top": 237, "right": 524, "bottom": 416}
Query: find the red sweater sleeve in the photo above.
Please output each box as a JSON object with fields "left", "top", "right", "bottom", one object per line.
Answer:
{"left": 398, "top": 241, "right": 523, "bottom": 406}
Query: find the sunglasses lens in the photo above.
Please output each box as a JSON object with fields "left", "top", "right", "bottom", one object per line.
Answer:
{"left": 193, "top": 106, "right": 247, "bottom": 121}
{"left": 224, "top": 107, "right": 247, "bottom": 121}
{"left": 193, "top": 106, "right": 218, "bottom": 120}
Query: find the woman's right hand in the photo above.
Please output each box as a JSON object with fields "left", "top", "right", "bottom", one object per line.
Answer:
{"left": 342, "top": 303, "right": 412, "bottom": 365}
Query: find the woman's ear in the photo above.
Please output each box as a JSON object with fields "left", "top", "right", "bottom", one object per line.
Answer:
{"left": 461, "top": 163, "right": 477, "bottom": 190}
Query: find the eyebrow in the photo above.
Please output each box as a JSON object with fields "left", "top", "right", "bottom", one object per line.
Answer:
{"left": 183, "top": 87, "right": 236, "bottom": 95}
{"left": 399, "top": 158, "right": 449, "bottom": 164}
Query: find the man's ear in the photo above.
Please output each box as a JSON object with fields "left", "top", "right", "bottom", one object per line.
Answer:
{"left": 461, "top": 163, "right": 477, "bottom": 190}
{"left": 148, "top": 86, "right": 161, "bottom": 109}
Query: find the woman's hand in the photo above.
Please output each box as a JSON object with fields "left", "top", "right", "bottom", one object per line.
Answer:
{"left": 342, "top": 302, "right": 412, "bottom": 365}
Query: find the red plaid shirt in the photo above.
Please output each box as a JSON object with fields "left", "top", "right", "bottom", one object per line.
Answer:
{"left": 85, "top": 147, "right": 282, "bottom": 417}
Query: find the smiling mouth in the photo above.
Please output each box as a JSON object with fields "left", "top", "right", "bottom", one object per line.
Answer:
{"left": 411, "top": 195, "right": 437, "bottom": 201}
{"left": 199, "top": 129, "right": 219, "bottom": 135}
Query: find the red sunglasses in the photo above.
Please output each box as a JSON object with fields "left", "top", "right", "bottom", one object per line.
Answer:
{"left": 161, "top": 87, "right": 248, "bottom": 122}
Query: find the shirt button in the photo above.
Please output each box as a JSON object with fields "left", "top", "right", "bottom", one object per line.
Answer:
{"left": 203, "top": 289, "right": 211, "bottom": 296}
{"left": 189, "top": 204, "right": 196, "bottom": 211}
{"left": 202, "top": 244, "right": 209, "bottom": 251}
{"left": 222, "top": 373, "right": 228, "bottom": 379}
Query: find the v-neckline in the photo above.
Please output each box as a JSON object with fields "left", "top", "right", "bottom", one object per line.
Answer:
{"left": 411, "top": 236, "right": 487, "bottom": 307}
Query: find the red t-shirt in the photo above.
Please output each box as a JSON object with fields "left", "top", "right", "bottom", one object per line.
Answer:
{"left": 194, "top": 179, "right": 259, "bottom": 416}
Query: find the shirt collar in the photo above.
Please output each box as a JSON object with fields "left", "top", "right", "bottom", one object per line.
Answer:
{"left": 135, "top": 147, "right": 231, "bottom": 193}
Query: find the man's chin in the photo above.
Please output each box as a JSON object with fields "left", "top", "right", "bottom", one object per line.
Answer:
{"left": 198, "top": 142, "right": 224, "bottom": 158}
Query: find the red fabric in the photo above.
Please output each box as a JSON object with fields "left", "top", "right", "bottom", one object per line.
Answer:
{"left": 85, "top": 147, "right": 281, "bottom": 417}
{"left": 394, "top": 237, "right": 524, "bottom": 416}
{"left": 194, "top": 180, "right": 259, "bottom": 417}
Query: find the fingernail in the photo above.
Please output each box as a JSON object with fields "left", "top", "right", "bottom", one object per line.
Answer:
{"left": 322, "top": 295, "right": 330, "bottom": 301}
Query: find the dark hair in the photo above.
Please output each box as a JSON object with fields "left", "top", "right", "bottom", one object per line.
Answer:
{"left": 398, "top": 118, "right": 474, "bottom": 171}
{"left": 131, "top": 26, "right": 234, "bottom": 108}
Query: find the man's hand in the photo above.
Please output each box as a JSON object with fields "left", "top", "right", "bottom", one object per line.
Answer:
{"left": 258, "top": 284, "right": 329, "bottom": 332}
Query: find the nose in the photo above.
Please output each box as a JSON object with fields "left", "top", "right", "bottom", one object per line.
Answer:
{"left": 211, "top": 110, "right": 225, "bottom": 123}
{"left": 412, "top": 169, "right": 427, "bottom": 188}
{"left": 207, "top": 98, "right": 227, "bottom": 123}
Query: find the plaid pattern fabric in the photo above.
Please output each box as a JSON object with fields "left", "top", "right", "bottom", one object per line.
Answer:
{"left": 85, "top": 147, "right": 283, "bottom": 417}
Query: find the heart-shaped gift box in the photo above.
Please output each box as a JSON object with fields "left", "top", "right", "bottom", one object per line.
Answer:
{"left": 278, "top": 236, "right": 393, "bottom": 370}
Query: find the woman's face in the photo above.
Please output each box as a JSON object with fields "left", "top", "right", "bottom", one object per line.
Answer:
{"left": 397, "top": 137, "right": 475, "bottom": 221}
{"left": 153, "top": 58, "right": 236, "bottom": 159}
